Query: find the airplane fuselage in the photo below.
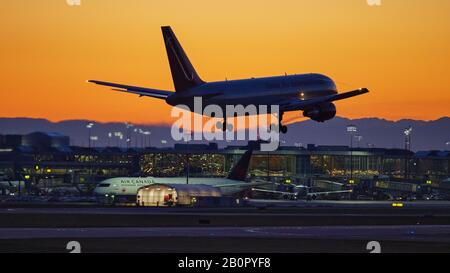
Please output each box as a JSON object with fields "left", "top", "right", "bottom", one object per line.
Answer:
{"left": 94, "top": 177, "right": 251, "bottom": 197}
{"left": 166, "top": 73, "right": 337, "bottom": 113}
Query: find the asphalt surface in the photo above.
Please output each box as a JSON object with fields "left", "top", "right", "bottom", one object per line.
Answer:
{"left": 1, "top": 201, "right": 450, "bottom": 252}
{"left": 1, "top": 199, "right": 450, "bottom": 215}
{"left": 1, "top": 200, "right": 450, "bottom": 228}
{"left": 3, "top": 199, "right": 450, "bottom": 211}
{"left": 1, "top": 225, "right": 450, "bottom": 242}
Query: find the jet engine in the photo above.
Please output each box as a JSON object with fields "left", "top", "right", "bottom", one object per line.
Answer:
{"left": 303, "top": 102, "right": 336, "bottom": 122}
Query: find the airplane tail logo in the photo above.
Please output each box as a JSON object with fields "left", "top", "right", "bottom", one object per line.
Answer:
{"left": 227, "top": 142, "right": 257, "bottom": 181}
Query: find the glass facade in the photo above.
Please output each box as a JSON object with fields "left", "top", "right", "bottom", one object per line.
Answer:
{"left": 249, "top": 155, "right": 296, "bottom": 178}
{"left": 0, "top": 147, "right": 448, "bottom": 186}
{"left": 140, "top": 153, "right": 225, "bottom": 177}
{"left": 310, "top": 154, "right": 385, "bottom": 177}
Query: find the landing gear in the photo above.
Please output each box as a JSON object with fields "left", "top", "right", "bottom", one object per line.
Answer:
{"left": 279, "top": 112, "right": 288, "bottom": 134}
{"left": 217, "top": 116, "right": 233, "bottom": 132}
{"left": 222, "top": 116, "right": 228, "bottom": 132}
{"left": 216, "top": 121, "right": 227, "bottom": 132}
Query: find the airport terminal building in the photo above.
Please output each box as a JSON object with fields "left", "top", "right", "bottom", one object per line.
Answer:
{"left": 0, "top": 132, "right": 449, "bottom": 190}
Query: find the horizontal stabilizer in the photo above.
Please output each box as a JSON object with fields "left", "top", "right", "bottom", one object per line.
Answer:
{"left": 89, "top": 80, "right": 173, "bottom": 100}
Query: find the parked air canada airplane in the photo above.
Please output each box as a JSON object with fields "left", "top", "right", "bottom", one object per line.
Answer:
{"left": 89, "top": 26, "right": 369, "bottom": 134}
{"left": 93, "top": 143, "right": 265, "bottom": 197}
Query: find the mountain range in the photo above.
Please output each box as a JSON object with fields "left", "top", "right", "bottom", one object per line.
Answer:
{"left": 1, "top": 117, "right": 449, "bottom": 151}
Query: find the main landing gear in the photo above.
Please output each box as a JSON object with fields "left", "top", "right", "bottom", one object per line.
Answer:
{"left": 217, "top": 116, "right": 233, "bottom": 132}
{"left": 280, "top": 112, "right": 288, "bottom": 134}
{"left": 217, "top": 113, "right": 288, "bottom": 133}
{"left": 269, "top": 112, "right": 288, "bottom": 134}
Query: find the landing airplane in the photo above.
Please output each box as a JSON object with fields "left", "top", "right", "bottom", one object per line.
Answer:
{"left": 93, "top": 143, "right": 265, "bottom": 197}
{"left": 89, "top": 26, "right": 369, "bottom": 134}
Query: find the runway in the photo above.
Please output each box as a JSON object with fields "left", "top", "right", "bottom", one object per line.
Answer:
{"left": 2, "top": 200, "right": 450, "bottom": 216}
{"left": 247, "top": 199, "right": 450, "bottom": 209}
{"left": 3, "top": 207, "right": 449, "bottom": 217}
{"left": 1, "top": 201, "right": 450, "bottom": 229}
{"left": 1, "top": 225, "right": 450, "bottom": 242}
{"left": 2, "top": 203, "right": 450, "bottom": 252}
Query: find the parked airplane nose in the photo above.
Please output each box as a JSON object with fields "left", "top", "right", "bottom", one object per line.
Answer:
{"left": 93, "top": 187, "right": 102, "bottom": 196}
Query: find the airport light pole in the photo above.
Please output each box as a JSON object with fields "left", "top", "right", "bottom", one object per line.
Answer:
{"left": 114, "top": 132, "right": 124, "bottom": 147}
{"left": 404, "top": 126, "right": 413, "bottom": 179}
{"left": 90, "top": 136, "right": 98, "bottom": 148}
{"left": 133, "top": 128, "right": 139, "bottom": 149}
{"left": 142, "top": 131, "right": 151, "bottom": 148}
{"left": 355, "top": 135, "right": 363, "bottom": 148}
{"left": 86, "top": 122, "right": 94, "bottom": 177}
{"left": 86, "top": 122, "right": 94, "bottom": 149}
{"left": 138, "top": 129, "right": 145, "bottom": 148}
{"left": 108, "top": 132, "right": 112, "bottom": 147}
{"left": 347, "top": 125, "right": 357, "bottom": 182}
{"left": 125, "top": 123, "right": 133, "bottom": 150}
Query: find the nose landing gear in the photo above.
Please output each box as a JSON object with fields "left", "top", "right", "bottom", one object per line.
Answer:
{"left": 269, "top": 112, "right": 288, "bottom": 134}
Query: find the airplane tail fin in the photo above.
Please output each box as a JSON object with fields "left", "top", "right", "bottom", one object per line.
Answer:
{"left": 161, "top": 26, "right": 205, "bottom": 92}
{"left": 227, "top": 142, "right": 258, "bottom": 181}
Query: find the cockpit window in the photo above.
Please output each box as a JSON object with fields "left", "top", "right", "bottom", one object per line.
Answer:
{"left": 98, "top": 183, "right": 110, "bottom": 187}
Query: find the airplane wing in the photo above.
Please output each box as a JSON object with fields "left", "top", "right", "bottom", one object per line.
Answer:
{"left": 88, "top": 80, "right": 173, "bottom": 100}
{"left": 307, "top": 189, "right": 353, "bottom": 196}
{"left": 280, "top": 88, "right": 369, "bottom": 112}
{"left": 214, "top": 181, "right": 272, "bottom": 189}
{"left": 252, "top": 188, "right": 353, "bottom": 196}
{"left": 251, "top": 188, "right": 297, "bottom": 196}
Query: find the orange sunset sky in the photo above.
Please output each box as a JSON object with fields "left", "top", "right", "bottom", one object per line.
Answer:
{"left": 0, "top": 0, "right": 449, "bottom": 125}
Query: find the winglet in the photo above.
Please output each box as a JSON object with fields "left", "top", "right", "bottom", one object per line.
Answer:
{"left": 332, "top": 88, "right": 369, "bottom": 101}
{"left": 358, "top": 88, "right": 369, "bottom": 94}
